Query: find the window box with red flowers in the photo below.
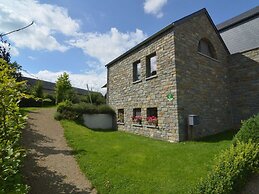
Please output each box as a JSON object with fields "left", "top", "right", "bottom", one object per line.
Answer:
{"left": 146, "top": 116, "right": 158, "bottom": 127}
{"left": 132, "top": 115, "right": 142, "bottom": 125}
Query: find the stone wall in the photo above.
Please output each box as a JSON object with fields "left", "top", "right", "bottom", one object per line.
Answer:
{"left": 174, "top": 13, "right": 232, "bottom": 140}
{"left": 107, "top": 29, "right": 180, "bottom": 142}
{"left": 228, "top": 47, "right": 259, "bottom": 127}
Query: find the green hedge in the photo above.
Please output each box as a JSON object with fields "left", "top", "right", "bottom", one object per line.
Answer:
{"left": 56, "top": 101, "right": 115, "bottom": 121}
{"left": 19, "top": 95, "right": 55, "bottom": 107}
{"left": 0, "top": 59, "right": 29, "bottom": 193}
{"left": 233, "top": 114, "right": 259, "bottom": 144}
{"left": 192, "top": 140, "right": 259, "bottom": 194}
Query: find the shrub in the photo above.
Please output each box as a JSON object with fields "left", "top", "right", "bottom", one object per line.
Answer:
{"left": 56, "top": 101, "right": 79, "bottom": 120}
{"left": 192, "top": 140, "right": 259, "bottom": 194}
{"left": 54, "top": 112, "right": 63, "bottom": 121}
{"left": 98, "top": 104, "right": 116, "bottom": 115}
{"left": 57, "top": 100, "right": 73, "bottom": 113}
{"left": 80, "top": 92, "right": 106, "bottom": 105}
{"left": 0, "top": 59, "right": 29, "bottom": 193}
{"left": 56, "top": 102, "right": 115, "bottom": 121}
{"left": 233, "top": 114, "right": 259, "bottom": 144}
{"left": 43, "top": 94, "right": 56, "bottom": 106}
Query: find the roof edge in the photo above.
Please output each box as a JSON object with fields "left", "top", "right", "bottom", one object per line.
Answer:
{"left": 203, "top": 9, "right": 230, "bottom": 54}
{"left": 105, "top": 8, "right": 208, "bottom": 67}
{"left": 217, "top": 6, "right": 259, "bottom": 31}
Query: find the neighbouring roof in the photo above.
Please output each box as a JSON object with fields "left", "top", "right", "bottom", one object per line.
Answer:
{"left": 106, "top": 8, "right": 228, "bottom": 67}
{"left": 217, "top": 6, "right": 259, "bottom": 54}
{"left": 217, "top": 6, "right": 259, "bottom": 31}
{"left": 21, "top": 77, "right": 89, "bottom": 95}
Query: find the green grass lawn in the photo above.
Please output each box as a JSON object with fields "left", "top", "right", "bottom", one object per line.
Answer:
{"left": 62, "top": 120, "right": 236, "bottom": 194}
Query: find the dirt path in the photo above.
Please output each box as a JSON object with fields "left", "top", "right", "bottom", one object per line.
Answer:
{"left": 21, "top": 108, "right": 97, "bottom": 194}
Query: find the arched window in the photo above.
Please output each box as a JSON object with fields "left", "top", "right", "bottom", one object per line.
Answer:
{"left": 198, "top": 38, "right": 217, "bottom": 59}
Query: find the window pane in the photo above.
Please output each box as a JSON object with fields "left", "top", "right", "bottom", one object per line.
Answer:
{"left": 198, "top": 39, "right": 217, "bottom": 59}
{"left": 133, "top": 61, "right": 141, "bottom": 81}
{"left": 147, "top": 108, "right": 158, "bottom": 126}
{"left": 150, "top": 55, "right": 157, "bottom": 75}
{"left": 133, "top": 108, "right": 141, "bottom": 116}
{"left": 118, "top": 109, "right": 124, "bottom": 123}
{"left": 147, "top": 108, "right": 157, "bottom": 117}
{"left": 137, "top": 63, "right": 141, "bottom": 80}
{"left": 146, "top": 53, "right": 157, "bottom": 77}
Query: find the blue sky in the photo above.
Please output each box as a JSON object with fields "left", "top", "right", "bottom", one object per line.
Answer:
{"left": 0, "top": 0, "right": 258, "bottom": 92}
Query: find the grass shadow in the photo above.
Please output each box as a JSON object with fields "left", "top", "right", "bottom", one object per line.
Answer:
{"left": 198, "top": 129, "right": 238, "bottom": 143}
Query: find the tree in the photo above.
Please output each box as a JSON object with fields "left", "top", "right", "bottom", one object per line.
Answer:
{"left": 0, "top": 38, "right": 11, "bottom": 63}
{"left": 0, "top": 38, "right": 22, "bottom": 79}
{"left": 81, "top": 92, "right": 106, "bottom": 105}
{"left": 55, "top": 72, "right": 74, "bottom": 104}
{"left": 31, "top": 80, "right": 43, "bottom": 98}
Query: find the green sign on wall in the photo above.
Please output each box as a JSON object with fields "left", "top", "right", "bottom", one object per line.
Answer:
{"left": 167, "top": 93, "right": 174, "bottom": 101}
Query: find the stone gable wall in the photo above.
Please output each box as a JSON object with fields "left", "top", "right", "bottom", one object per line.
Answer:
{"left": 228, "top": 47, "right": 259, "bottom": 126}
{"left": 174, "top": 14, "right": 232, "bottom": 140}
{"left": 107, "top": 30, "right": 180, "bottom": 142}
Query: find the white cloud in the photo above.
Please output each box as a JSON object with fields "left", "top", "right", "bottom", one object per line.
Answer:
{"left": 69, "top": 28, "right": 147, "bottom": 64}
{"left": 144, "top": 0, "right": 168, "bottom": 18}
{"left": 22, "top": 69, "right": 107, "bottom": 94}
{"left": 28, "top": 56, "right": 36, "bottom": 60}
{"left": 0, "top": 0, "right": 80, "bottom": 52}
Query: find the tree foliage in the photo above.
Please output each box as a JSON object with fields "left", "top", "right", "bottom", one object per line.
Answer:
{"left": 0, "top": 38, "right": 22, "bottom": 79}
{"left": 55, "top": 72, "right": 74, "bottom": 104}
{"left": 80, "top": 91, "right": 106, "bottom": 105}
{"left": 0, "top": 59, "right": 29, "bottom": 193}
{"left": 31, "top": 80, "right": 44, "bottom": 98}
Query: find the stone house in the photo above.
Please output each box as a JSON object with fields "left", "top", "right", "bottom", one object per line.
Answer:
{"left": 105, "top": 7, "right": 259, "bottom": 142}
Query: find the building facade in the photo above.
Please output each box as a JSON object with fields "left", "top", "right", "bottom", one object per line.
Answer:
{"left": 106, "top": 7, "right": 259, "bottom": 142}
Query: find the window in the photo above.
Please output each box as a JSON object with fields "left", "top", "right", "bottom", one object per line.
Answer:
{"left": 146, "top": 53, "right": 157, "bottom": 77}
{"left": 133, "top": 108, "right": 141, "bottom": 116}
{"left": 133, "top": 60, "right": 141, "bottom": 81}
{"left": 117, "top": 109, "right": 124, "bottom": 123}
{"left": 146, "top": 108, "right": 158, "bottom": 126}
{"left": 198, "top": 38, "right": 217, "bottom": 59}
{"left": 132, "top": 108, "right": 142, "bottom": 124}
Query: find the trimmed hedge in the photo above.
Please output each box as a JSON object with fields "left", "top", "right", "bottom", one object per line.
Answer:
{"left": 192, "top": 140, "right": 259, "bottom": 194}
{"left": 0, "top": 59, "right": 29, "bottom": 193}
{"left": 233, "top": 114, "right": 259, "bottom": 144}
{"left": 56, "top": 101, "right": 115, "bottom": 121}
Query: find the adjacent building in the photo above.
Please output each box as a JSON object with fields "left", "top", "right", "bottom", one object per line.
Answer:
{"left": 105, "top": 7, "right": 259, "bottom": 142}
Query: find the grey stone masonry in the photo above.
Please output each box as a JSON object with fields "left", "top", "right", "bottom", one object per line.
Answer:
{"left": 106, "top": 8, "right": 259, "bottom": 142}
{"left": 107, "top": 29, "right": 180, "bottom": 142}
{"left": 174, "top": 13, "right": 232, "bottom": 140}
{"left": 228, "top": 47, "right": 259, "bottom": 127}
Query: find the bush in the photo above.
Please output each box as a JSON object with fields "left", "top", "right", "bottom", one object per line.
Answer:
{"left": 233, "top": 115, "right": 259, "bottom": 144}
{"left": 80, "top": 92, "right": 106, "bottom": 105}
{"left": 0, "top": 59, "right": 29, "bottom": 193}
{"left": 192, "top": 140, "right": 259, "bottom": 194}
{"left": 57, "top": 100, "right": 73, "bottom": 113}
{"left": 54, "top": 112, "right": 63, "bottom": 121}
{"left": 56, "top": 101, "right": 79, "bottom": 120}
{"left": 56, "top": 102, "right": 115, "bottom": 121}
{"left": 98, "top": 104, "right": 116, "bottom": 115}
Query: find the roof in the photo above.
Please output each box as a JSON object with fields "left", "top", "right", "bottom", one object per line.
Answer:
{"left": 217, "top": 6, "right": 259, "bottom": 31}
{"left": 21, "top": 77, "right": 89, "bottom": 95}
{"left": 217, "top": 6, "right": 259, "bottom": 54}
{"left": 106, "top": 8, "right": 229, "bottom": 67}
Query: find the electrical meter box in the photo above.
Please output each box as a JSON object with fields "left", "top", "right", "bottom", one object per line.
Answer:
{"left": 188, "top": 115, "right": 199, "bottom": 126}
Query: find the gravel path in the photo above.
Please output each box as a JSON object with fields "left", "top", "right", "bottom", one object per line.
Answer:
{"left": 21, "top": 108, "right": 97, "bottom": 194}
